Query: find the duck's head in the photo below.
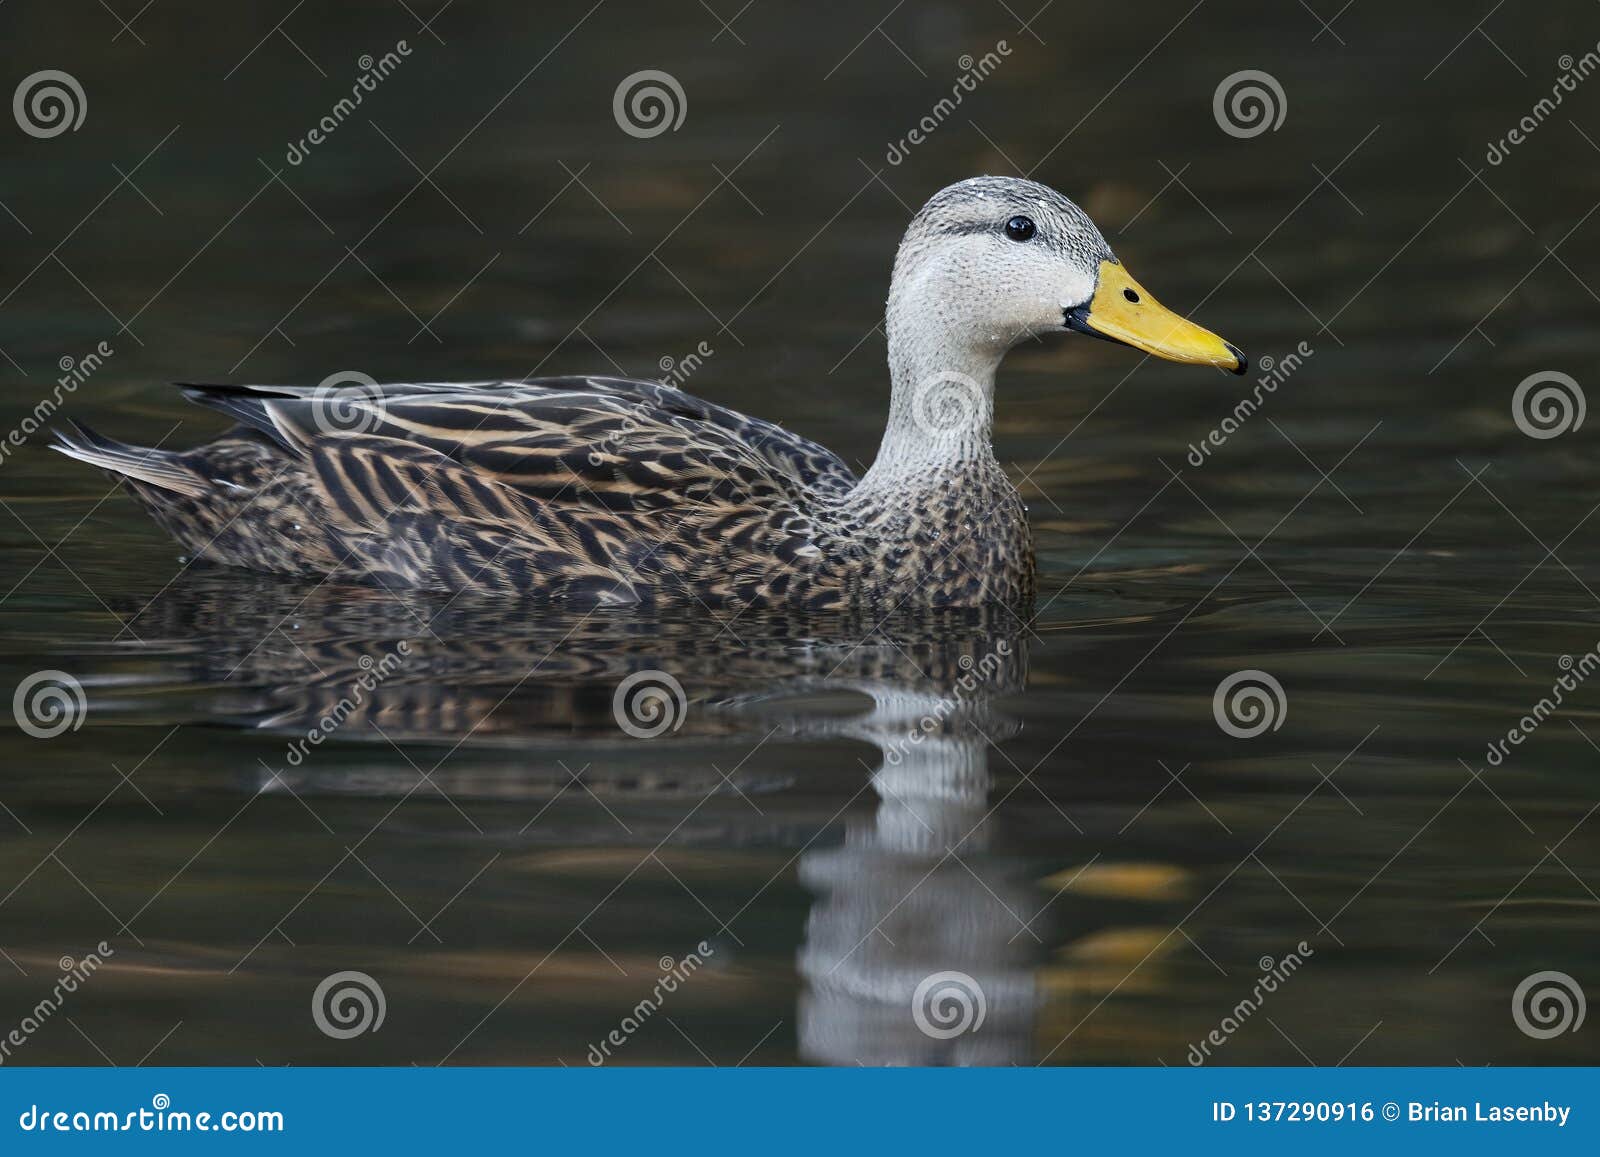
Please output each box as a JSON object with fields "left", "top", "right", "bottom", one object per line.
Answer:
{"left": 891, "top": 176, "right": 1245, "bottom": 375}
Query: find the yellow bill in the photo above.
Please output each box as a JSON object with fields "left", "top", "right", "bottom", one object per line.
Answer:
{"left": 1067, "top": 260, "right": 1246, "bottom": 374}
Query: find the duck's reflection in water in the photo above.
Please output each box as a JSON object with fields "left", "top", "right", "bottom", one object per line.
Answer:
{"left": 113, "top": 573, "right": 1048, "bottom": 1063}
{"left": 785, "top": 644, "right": 1040, "bottom": 1065}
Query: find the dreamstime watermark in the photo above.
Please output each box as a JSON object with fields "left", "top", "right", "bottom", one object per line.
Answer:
{"left": 883, "top": 640, "right": 1013, "bottom": 767}
{"left": 1, "top": 341, "right": 113, "bottom": 468}
{"left": 612, "top": 670, "right": 687, "bottom": 738}
{"left": 1512, "top": 970, "right": 1585, "bottom": 1039}
{"left": 1186, "top": 942, "right": 1314, "bottom": 1064}
{"left": 885, "top": 41, "right": 1012, "bottom": 165}
{"left": 1486, "top": 47, "right": 1600, "bottom": 165}
{"left": 1484, "top": 649, "right": 1600, "bottom": 767}
{"left": 658, "top": 340, "right": 713, "bottom": 390}
{"left": 283, "top": 641, "right": 411, "bottom": 766}
{"left": 911, "top": 970, "right": 986, "bottom": 1039}
{"left": 12, "top": 670, "right": 86, "bottom": 739}
{"left": 1213, "top": 70, "right": 1286, "bottom": 139}
{"left": 613, "top": 70, "right": 686, "bottom": 138}
{"left": 0, "top": 942, "right": 114, "bottom": 1064}
{"left": 1187, "top": 341, "right": 1313, "bottom": 466}
{"left": 285, "top": 41, "right": 412, "bottom": 165}
{"left": 1512, "top": 370, "right": 1584, "bottom": 439}
{"left": 586, "top": 342, "right": 715, "bottom": 467}
{"left": 18, "top": 1096, "right": 283, "bottom": 1134}
{"left": 1212, "top": 670, "right": 1286, "bottom": 739}
{"left": 586, "top": 943, "right": 714, "bottom": 1064}
{"left": 13, "top": 70, "right": 85, "bottom": 138}
{"left": 312, "top": 970, "right": 386, "bottom": 1039}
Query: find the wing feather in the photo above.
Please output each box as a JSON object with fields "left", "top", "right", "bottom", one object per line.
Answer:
{"left": 175, "top": 377, "right": 852, "bottom": 599}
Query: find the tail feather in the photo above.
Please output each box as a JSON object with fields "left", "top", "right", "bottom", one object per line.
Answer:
{"left": 51, "top": 421, "right": 212, "bottom": 498}
{"left": 177, "top": 383, "right": 299, "bottom": 451}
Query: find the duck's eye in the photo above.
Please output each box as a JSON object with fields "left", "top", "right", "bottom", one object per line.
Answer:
{"left": 1004, "top": 215, "right": 1035, "bottom": 242}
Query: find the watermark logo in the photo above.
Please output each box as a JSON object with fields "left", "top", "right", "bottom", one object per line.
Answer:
{"left": 1213, "top": 70, "right": 1286, "bottom": 139}
{"left": 884, "top": 640, "right": 1013, "bottom": 767}
{"left": 0, "top": 942, "right": 113, "bottom": 1065}
{"left": 1512, "top": 970, "right": 1585, "bottom": 1039}
{"left": 911, "top": 970, "right": 986, "bottom": 1039}
{"left": 658, "top": 339, "right": 713, "bottom": 390}
{"left": 309, "top": 370, "right": 384, "bottom": 435}
{"left": 1212, "top": 670, "right": 1286, "bottom": 739}
{"left": 910, "top": 370, "right": 986, "bottom": 438}
{"left": 282, "top": 641, "right": 411, "bottom": 766}
{"left": 586, "top": 342, "right": 715, "bottom": 467}
{"left": 13, "top": 670, "right": 86, "bottom": 739}
{"left": 1512, "top": 370, "right": 1584, "bottom": 439}
{"left": 312, "top": 970, "right": 386, "bottom": 1039}
{"left": 885, "top": 41, "right": 1011, "bottom": 165}
{"left": 1485, "top": 649, "right": 1600, "bottom": 767}
{"left": 612, "top": 670, "right": 687, "bottom": 738}
{"left": 1187, "top": 942, "right": 1314, "bottom": 1064}
{"left": 1487, "top": 46, "right": 1600, "bottom": 165}
{"left": 285, "top": 41, "right": 412, "bottom": 165}
{"left": 586, "top": 942, "right": 714, "bottom": 1064}
{"left": 613, "top": 70, "right": 686, "bottom": 138}
{"left": 1, "top": 340, "right": 113, "bottom": 469}
{"left": 13, "top": 70, "right": 86, "bottom": 139}
{"left": 1187, "top": 341, "right": 1313, "bottom": 466}
{"left": 17, "top": 1093, "right": 282, "bottom": 1133}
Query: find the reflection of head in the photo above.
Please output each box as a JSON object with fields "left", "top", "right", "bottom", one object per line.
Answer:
{"left": 794, "top": 660, "right": 1040, "bottom": 1066}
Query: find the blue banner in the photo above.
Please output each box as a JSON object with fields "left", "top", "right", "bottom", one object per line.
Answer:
{"left": 0, "top": 1068, "right": 1594, "bottom": 1152}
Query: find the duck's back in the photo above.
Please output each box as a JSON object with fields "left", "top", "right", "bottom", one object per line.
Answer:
{"left": 56, "top": 377, "right": 864, "bottom": 606}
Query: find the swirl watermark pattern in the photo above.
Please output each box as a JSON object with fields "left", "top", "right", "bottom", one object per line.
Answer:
{"left": 13, "top": 70, "right": 86, "bottom": 139}
{"left": 911, "top": 970, "right": 986, "bottom": 1039}
{"left": 1212, "top": 670, "right": 1287, "bottom": 739}
{"left": 309, "top": 370, "right": 384, "bottom": 435}
{"left": 1213, "top": 70, "right": 1286, "bottom": 139}
{"left": 312, "top": 970, "right": 386, "bottom": 1039}
{"left": 1512, "top": 370, "right": 1584, "bottom": 439}
{"left": 13, "top": 670, "right": 86, "bottom": 739}
{"left": 612, "top": 670, "right": 687, "bottom": 738}
{"left": 613, "top": 70, "right": 686, "bottom": 138}
{"left": 911, "top": 370, "right": 986, "bottom": 437}
{"left": 1512, "top": 970, "right": 1586, "bottom": 1039}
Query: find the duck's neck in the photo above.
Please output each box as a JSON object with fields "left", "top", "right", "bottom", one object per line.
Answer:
{"left": 851, "top": 312, "right": 1007, "bottom": 502}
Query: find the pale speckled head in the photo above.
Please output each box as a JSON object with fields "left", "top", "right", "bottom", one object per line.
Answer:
{"left": 860, "top": 176, "right": 1245, "bottom": 489}
{"left": 888, "top": 176, "right": 1244, "bottom": 374}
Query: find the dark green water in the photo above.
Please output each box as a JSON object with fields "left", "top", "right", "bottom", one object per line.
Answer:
{"left": 0, "top": 0, "right": 1596, "bottom": 1064}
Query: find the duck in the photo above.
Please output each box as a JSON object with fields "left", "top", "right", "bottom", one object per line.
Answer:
{"left": 53, "top": 176, "right": 1244, "bottom": 610}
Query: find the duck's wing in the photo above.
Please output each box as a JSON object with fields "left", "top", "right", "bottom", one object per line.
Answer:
{"left": 181, "top": 376, "right": 858, "bottom": 507}
{"left": 176, "top": 377, "right": 858, "bottom": 600}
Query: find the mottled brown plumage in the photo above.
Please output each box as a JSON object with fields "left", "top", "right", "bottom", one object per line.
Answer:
{"left": 54, "top": 177, "right": 1241, "bottom": 608}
